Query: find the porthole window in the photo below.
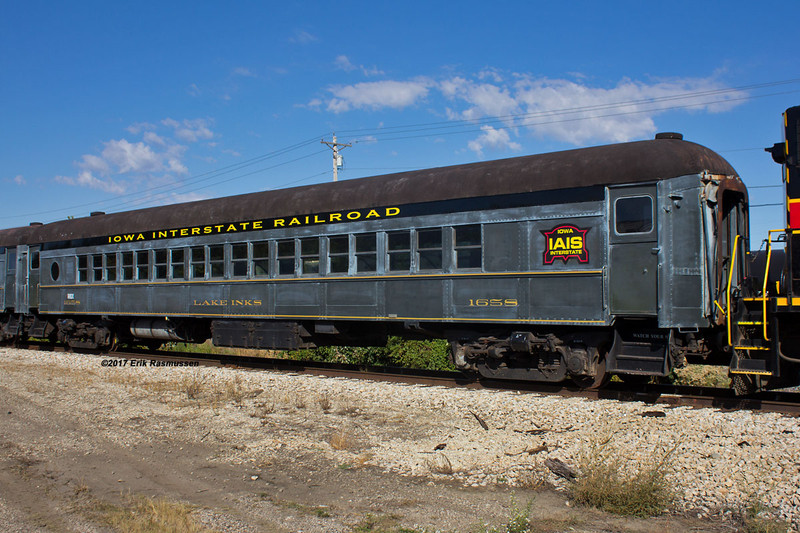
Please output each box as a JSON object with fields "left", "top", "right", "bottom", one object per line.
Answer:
{"left": 50, "top": 261, "right": 60, "bottom": 281}
{"left": 615, "top": 196, "right": 653, "bottom": 234}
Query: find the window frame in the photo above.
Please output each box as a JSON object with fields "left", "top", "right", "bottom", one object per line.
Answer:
{"left": 614, "top": 195, "right": 654, "bottom": 236}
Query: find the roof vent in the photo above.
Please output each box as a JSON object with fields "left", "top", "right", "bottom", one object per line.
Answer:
{"left": 29, "top": 222, "right": 43, "bottom": 226}
{"left": 90, "top": 211, "right": 105, "bottom": 216}
{"left": 655, "top": 132, "right": 683, "bottom": 140}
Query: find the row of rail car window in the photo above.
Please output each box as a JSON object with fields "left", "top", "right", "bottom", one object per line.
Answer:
{"left": 65, "top": 224, "right": 485, "bottom": 284}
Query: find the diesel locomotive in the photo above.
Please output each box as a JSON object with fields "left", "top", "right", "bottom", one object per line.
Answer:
{"left": 2, "top": 107, "right": 800, "bottom": 394}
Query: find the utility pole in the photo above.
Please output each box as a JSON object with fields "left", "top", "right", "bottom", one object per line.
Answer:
{"left": 321, "top": 134, "right": 352, "bottom": 182}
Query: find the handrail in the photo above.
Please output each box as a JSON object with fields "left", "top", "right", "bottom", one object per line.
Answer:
{"left": 761, "top": 230, "right": 785, "bottom": 341}
{"left": 726, "top": 234, "right": 740, "bottom": 346}
{"left": 762, "top": 241, "right": 771, "bottom": 341}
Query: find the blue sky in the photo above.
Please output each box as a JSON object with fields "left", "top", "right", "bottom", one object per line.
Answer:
{"left": 1, "top": 1, "right": 799, "bottom": 244}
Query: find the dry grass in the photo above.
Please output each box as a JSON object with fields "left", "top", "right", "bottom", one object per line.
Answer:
{"left": 94, "top": 494, "right": 208, "bottom": 533}
{"left": 569, "top": 434, "right": 676, "bottom": 517}
{"left": 739, "top": 497, "right": 791, "bottom": 533}
{"left": 515, "top": 468, "right": 547, "bottom": 490}
{"left": 426, "top": 453, "right": 454, "bottom": 475}
{"left": 317, "top": 394, "right": 332, "bottom": 412}
{"left": 335, "top": 399, "right": 360, "bottom": 416}
{"left": 329, "top": 426, "right": 356, "bottom": 450}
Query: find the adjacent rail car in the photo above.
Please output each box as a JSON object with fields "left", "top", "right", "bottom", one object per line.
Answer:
{"left": 2, "top": 112, "right": 799, "bottom": 393}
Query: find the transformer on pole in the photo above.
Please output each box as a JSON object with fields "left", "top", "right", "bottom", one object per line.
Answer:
{"left": 321, "top": 134, "right": 352, "bottom": 182}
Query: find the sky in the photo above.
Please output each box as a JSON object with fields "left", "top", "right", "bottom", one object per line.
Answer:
{"left": 1, "top": 1, "right": 799, "bottom": 245}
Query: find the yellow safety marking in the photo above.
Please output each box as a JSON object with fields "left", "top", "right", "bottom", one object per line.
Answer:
{"left": 734, "top": 346, "right": 770, "bottom": 351}
{"left": 736, "top": 321, "right": 763, "bottom": 326}
{"left": 730, "top": 369, "right": 774, "bottom": 376}
{"left": 776, "top": 297, "right": 800, "bottom": 306}
{"left": 714, "top": 300, "right": 726, "bottom": 317}
{"left": 40, "top": 269, "right": 604, "bottom": 289}
{"left": 36, "top": 309, "right": 607, "bottom": 325}
{"left": 726, "top": 235, "right": 740, "bottom": 346}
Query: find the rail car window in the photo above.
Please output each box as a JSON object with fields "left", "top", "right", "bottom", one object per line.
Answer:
{"left": 31, "top": 252, "right": 39, "bottom": 270}
{"left": 92, "top": 255, "right": 103, "bottom": 282}
{"left": 136, "top": 251, "right": 150, "bottom": 281}
{"left": 301, "top": 238, "right": 320, "bottom": 275}
{"left": 171, "top": 249, "right": 185, "bottom": 280}
{"left": 209, "top": 245, "right": 225, "bottom": 278}
{"left": 278, "top": 240, "right": 295, "bottom": 276}
{"left": 417, "top": 228, "right": 443, "bottom": 270}
{"left": 154, "top": 249, "right": 167, "bottom": 280}
{"left": 329, "top": 236, "right": 349, "bottom": 274}
{"left": 615, "top": 196, "right": 653, "bottom": 234}
{"left": 252, "top": 241, "right": 269, "bottom": 277}
{"left": 388, "top": 231, "right": 411, "bottom": 271}
{"left": 355, "top": 234, "right": 377, "bottom": 273}
{"left": 455, "top": 225, "right": 482, "bottom": 269}
{"left": 191, "top": 247, "right": 205, "bottom": 279}
{"left": 105, "top": 253, "right": 117, "bottom": 281}
{"left": 78, "top": 255, "right": 88, "bottom": 282}
{"left": 232, "top": 244, "right": 248, "bottom": 278}
{"left": 50, "top": 261, "right": 60, "bottom": 282}
{"left": 121, "top": 252, "right": 134, "bottom": 281}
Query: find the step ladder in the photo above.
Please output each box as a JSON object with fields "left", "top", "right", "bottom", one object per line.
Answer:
{"left": 725, "top": 234, "right": 776, "bottom": 379}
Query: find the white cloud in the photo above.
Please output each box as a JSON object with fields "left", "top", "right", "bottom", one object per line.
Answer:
{"left": 334, "top": 55, "right": 384, "bottom": 77}
{"left": 126, "top": 122, "right": 156, "bottom": 135}
{"left": 143, "top": 131, "right": 166, "bottom": 146}
{"left": 312, "top": 69, "right": 746, "bottom": 151}
{"left": 467, "top": 126, "right": 522, "bottom": 157}
{"left": 79, "top": 154, "right": 111, "bottom": 175}
{"left": 56, "top": 117, "right": 211, "bottom": 193}
{"left": 326, "top": 80, "right": 431, "bottom": 113}
{"left": 13, "top": 174, "right": 26, "bottom": 185}
{"left": 334, "top": 55, "right": 356, "bottom": 72}
{"left": 55, "top": 171, "right": 126, "bottom": 194}
{"left": 509, "top": 76, "right": 744, "bottom": 144}
{"left": 232, "top": 67, "right": 256, "bottom": 78}
{"left": 100, "top": 139, "right": 163, "bottom": 174}
{"left": 290, "top": 30, "right": 317, "bottom": 44}
{"left": 162, "top": 118, "right": 214, "bottom": 143}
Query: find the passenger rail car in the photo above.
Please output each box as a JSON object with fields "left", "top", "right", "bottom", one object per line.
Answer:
{"left": 2, "top": 110, "right": 800, "bottom": 393}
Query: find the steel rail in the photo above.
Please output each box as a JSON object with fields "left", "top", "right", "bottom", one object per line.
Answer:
{"left": 11, "top": 342, "right": 800, "bottom": 415}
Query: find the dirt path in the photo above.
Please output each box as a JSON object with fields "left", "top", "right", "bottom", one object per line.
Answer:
{"left": 0, "top": 349, "right": 754, "bottom": 532}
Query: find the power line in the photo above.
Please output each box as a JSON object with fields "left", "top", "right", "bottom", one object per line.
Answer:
{"left": 2, "top": 135, "right": 325, "bottom": 221}
{"left": 338, "top": 78, "right": 800, "bottom": 140}
{"left": 12, "top": 77, "right": 800, "bottom": 224}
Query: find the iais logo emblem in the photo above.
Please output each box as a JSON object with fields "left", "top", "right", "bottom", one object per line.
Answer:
{"left": 541, "top": 224, "right": 590, "bottom": 264}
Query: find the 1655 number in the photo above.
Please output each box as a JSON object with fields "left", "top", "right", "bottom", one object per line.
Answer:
{"left": 467, "top": 298, "right": 518, "bottom": 307}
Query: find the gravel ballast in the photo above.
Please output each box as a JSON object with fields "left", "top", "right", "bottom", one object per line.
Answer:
{"left": 1, "top": 346, "right": 798, "bottom": 531}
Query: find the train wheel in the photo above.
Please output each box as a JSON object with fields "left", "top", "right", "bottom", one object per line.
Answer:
{"left": 572, "top": 355, "right": 609, "bottom": 389}
{"left": 145, "top": 340, "right": 162, "bottom": 352}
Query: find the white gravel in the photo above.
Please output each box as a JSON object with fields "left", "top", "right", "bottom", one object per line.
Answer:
{"left": 2, "top": 347, "right": 799, "bottom": 529}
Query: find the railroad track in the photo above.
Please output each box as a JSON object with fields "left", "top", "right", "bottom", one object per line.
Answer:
{"left": 16, "top": 342, "right": 800, "bottom": 415}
